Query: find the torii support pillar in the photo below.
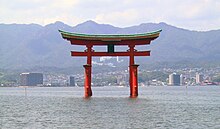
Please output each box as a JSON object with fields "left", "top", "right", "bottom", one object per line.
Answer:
{"left": 83, "top": 44, "right": 93, "bottom": 98}
{"left": 129, "top": 45, "right": 135, "bottom": 97}
{"left": 83, "top": 64, "right": 92, "bottom": 98}
{"left": 130, "top": 64, "right": 139, "bottom": 98}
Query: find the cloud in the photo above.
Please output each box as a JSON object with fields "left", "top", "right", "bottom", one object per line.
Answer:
{"left": 0, "top": 0, "right": 220, "bottom": 30}
{"left": 95, "top": 9, "right": 139, "bottom": 26}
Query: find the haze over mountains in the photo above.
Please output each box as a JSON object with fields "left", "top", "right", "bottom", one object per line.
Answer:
{"left": 0, "top": 20, "right": 220, "bottom": 69}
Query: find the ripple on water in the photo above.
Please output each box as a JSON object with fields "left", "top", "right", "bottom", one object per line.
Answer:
{"left": 0, "top": 86, "right": 220, "bottom": 129}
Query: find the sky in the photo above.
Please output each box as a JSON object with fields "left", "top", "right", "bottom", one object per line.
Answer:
{"left": 0, "top": 0, "right": 220, "bottom": 31}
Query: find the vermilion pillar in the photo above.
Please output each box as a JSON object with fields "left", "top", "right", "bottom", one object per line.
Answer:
{"left": 84, "top": 45, "right": 93, "bottom": 98}
{"left": 129, "top": 45, "right": 135, "bottom": 96}
{"left": 83, "top": 64, "right": 92, "bottom": 98}
{"left": 130, "top": 64, "right": 139, "bottom": 98}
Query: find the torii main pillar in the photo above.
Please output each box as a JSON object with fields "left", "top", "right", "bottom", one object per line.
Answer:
{"left": 131, "top": 64, "right": 139, "bottom": 98}
{"left": 84, "top": 45, "right": 93, "bottom": 98}
{"left": 129, "top": 44, "right": 138, "bottom": 98}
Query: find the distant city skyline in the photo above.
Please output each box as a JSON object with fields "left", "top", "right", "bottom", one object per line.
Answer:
{"left": 0, "top": 0, "right": 220, "bottom": 31}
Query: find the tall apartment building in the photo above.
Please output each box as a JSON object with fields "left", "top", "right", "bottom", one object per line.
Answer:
{"left": 20, "top": 73, "right": 43, "bottom": 86}
{"left": 196, "top": 73, "right": 203, "bottom": 84}
{"left": 168, "top": 73, "right": 181, "bottom": 86}
{"left": 69, "top": 76, "right": 75, "bottom": 86}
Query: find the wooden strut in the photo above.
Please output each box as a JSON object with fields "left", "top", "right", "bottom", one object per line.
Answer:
{"left": 69, "top": 39, "right": 153, "bottom": 46}
{"left": 71, "top": 51, "right": 150, "bottom": 56}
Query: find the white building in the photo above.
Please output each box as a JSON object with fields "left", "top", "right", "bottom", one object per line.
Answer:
{"left": 196, "top": 73, "right": 203, "bottom": 84}
{"left": 168, "top": 73, "right": 181, "bottom": 86}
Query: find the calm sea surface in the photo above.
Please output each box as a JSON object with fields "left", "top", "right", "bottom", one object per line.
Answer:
{"left": 0, "top": 86, "right": 219, "bottom": 129}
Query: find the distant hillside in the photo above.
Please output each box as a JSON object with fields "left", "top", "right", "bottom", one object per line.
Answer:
{"left": 0, "top": 21, "right": 220, "bottom": 69}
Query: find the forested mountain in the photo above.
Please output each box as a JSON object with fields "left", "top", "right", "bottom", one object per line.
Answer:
{"left": 0, "top": 21, "right": 219, "bottom": 69}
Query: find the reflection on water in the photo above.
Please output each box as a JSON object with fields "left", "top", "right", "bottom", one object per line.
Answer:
{"left": 0, "top": 86, "right": 220, "bottom": 129}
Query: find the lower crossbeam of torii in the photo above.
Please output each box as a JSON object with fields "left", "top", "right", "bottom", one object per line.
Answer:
{"left": 59, "top": 29, "right": 162, "bottom": 98}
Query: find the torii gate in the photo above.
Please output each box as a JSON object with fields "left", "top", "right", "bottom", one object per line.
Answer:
{"left": 59, "top": 29, "right": 162, "bottom": 98}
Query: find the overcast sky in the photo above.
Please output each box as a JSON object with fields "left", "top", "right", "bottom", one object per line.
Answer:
{"left": 0, "top": 0, "right": 220, "bottom": 31}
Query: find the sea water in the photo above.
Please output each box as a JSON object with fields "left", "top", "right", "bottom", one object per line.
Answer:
{"left": 0, "top": 86, "right": 219, "bottom": 129}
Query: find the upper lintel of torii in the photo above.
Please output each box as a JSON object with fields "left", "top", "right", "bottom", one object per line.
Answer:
{"left": 58, "top": 29, "right": 162, "bottom": 46}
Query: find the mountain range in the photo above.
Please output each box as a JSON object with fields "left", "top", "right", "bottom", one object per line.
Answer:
{"left": 0, "top": 20, "right": 220, "bottom": 70}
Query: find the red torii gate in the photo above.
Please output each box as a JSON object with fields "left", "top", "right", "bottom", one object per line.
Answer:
{"left": 59, "top": 29, "right": 162, "bottom": 98}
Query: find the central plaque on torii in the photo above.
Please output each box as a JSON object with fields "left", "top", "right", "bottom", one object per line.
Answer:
{"left": 59, "top": 29, "right": 162, "bottom": 98}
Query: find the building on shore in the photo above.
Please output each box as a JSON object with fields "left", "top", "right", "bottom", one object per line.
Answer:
{"left": 196, "top": 73, "right": 204, "bottom": 84}
{"left": 20, "top": 73, "right": 43, "bottom": 86}
{"left": 168, "top": 73, "right": 180, "bottom": 86}
{"left": 180, "top": 74, "right": 184, "bottom": 86}
{"left": 69, "top": 76, "right": 75, "bottom": 86}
